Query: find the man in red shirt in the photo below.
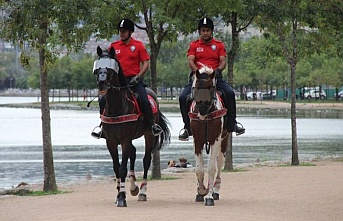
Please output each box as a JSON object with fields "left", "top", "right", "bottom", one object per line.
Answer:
{"left": 178, "top": 17, "right": 245, "bottom": 141}
{"left": 92, "top": 18, "right": 162, "bottom": 138}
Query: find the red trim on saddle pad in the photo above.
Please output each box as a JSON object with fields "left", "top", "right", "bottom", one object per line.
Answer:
{"left": 100, "top": 94, "right": 158, "bottom": 124}
{"left": 148, "top": 95, "right": 158, "bottom": 114}
{"left": 132, "top": 95, "right": 158, "bottom": 115}
{"left": 189, "top": 108, "right": 227, "bottom": 120}
{"left": 101, "top": 114, "right": 140, "bottom": 124}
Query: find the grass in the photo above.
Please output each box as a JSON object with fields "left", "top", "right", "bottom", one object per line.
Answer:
{"left": 221, "top": 168, "right": 248, "bottom": 172}
{"left": 277, "top": 162, "right": 317, "bottom": 167}
{"left": 135, "top": 175, "right": 180, "bottom": 181}
{"left": 332, "top": 157, "right": 343, "bottom": 162}
{"left": 15, "top": 190, "right": 69, "bottom": 196}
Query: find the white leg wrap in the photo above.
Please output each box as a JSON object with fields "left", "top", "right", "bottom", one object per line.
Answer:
{"left": 140, "top": 179, "right": 148, "bottom": 195}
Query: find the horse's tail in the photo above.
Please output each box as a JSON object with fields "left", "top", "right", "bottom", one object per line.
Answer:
{"left": 153, "top": 111, "right": 171, "bottom": 152}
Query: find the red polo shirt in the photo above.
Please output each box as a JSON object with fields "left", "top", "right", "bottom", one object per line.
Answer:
{"left": 109, "top": 37, "right": 150, "bottom": 77}
{"left": 187, "top": 38, "right": 226, "bottom": 69}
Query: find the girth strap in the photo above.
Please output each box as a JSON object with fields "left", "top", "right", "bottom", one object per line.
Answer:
{"left": 101, "top": 114, "right": 141, "bottom": 124}
{"left": 188, "top": 108, "right": 227, "bottom": 120}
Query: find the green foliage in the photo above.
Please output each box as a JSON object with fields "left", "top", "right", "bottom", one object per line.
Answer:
{"left": 0, "top": 0, "right": 341, "bottom": 92}
{"left": 15, "top": 190, "right": 69, "bottom": 196}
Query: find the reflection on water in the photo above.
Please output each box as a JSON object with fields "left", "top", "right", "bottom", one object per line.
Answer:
{"left": 0, "top": 98, "right": 343, "bottom": 189}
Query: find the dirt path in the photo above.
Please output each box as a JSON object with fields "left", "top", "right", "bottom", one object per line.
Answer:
{"left": 1, "top": 159, "right": 342, "bottom": 221}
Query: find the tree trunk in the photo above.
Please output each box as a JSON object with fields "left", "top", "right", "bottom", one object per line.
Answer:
{"left": 290, "top": 20, "right": 299, "bottom": 165}
{"left": 225, "top": 12, "right": 240, "bottom": 170}
{"left": 149, "top": 41, "right": 161, "bottom": 179}
{"left": 224, "top": 133, "right": 233, "bottom": 171}
{"left": 39, "top": 48, "right": 57, "bottom": 192}
{"left": 151, "top": 151, "right": 161, "bottom": 179}
{"left": 290, "top": 61, "right": 299, "bottom": 165}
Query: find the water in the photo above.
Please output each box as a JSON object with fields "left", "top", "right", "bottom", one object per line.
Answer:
{"left": 0, "top": 97, "right": 342, "bottom": 189}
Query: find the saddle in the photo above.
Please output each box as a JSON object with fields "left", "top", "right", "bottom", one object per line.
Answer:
{"left": 188, "top": 91, "right": 227, "bottom": 121}
{"left": 131, "top": 87, "right": 159, "bottom": 114}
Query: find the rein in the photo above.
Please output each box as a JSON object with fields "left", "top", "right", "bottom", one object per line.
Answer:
{"left": 205, "top": 121, "right": 210, "bottom": 154}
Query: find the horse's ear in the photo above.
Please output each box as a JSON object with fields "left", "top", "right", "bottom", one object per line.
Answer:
{"left": 97, "top": 46, "right": 102, "bottom": 57}
{"left": 195, "top": 70, "right": 201, "bottom": 79}
{"left": 209, "top": 71, "right": 215, "bottom": 79}
{"left": 109, "top": 46, "right": 116, "bottom": 58}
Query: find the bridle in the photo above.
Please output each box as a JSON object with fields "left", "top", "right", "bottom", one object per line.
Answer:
{"left": 93, "top": 57, "right": 128, "bottom": 92}
{"left": 192, "top": 72, "right": 217, "bottom": 116}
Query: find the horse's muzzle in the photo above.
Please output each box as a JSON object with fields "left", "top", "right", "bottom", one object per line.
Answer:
{"left": 98, "top": 90, "right": 107, "bottom": 96}
{"left": 97, "top": 81, "right": 108, "bottom": 95}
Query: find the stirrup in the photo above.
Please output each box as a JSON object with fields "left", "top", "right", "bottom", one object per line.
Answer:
{"left": 178, "top": 128, "right": 189, "bottom": 141}
{"left": 235, "top": 122, "right": 245, "bottom": 136}
{"left": 91, "top": 126, "right": 102, "bottom": 139}
{"left": 151, "top": 124, "right": 163, "bottom": 136}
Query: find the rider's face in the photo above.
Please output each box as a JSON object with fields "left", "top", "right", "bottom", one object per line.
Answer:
{"left": 119, "top": 29, "right": 131, "bottom": 41}
{"left": 199, "top": 27, "right": 213, "bottom": 41}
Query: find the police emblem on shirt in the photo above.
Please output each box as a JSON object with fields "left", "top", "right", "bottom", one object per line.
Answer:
{"left": 130, "top": 46, "right": 136, "bottom": 52}
{"left": 211, "top": 45, "right": 216, "bottom": 51}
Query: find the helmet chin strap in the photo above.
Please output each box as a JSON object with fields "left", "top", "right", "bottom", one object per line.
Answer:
{"left": 121, "top": 33, "right": 132, "bottom": 42}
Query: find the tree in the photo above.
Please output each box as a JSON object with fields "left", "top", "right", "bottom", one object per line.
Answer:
{"left": 0, "top": 0, "right": 95, "bottom": 191}
{"left": 256, "top": 0, "right": 339, "bottom": 165}
{"left": 214, "top": 0, "right": 261, "bottom": 170}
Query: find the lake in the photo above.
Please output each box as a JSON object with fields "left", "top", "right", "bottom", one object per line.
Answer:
{"left": 0, "top": 97, "right": 342, "bottom": 189}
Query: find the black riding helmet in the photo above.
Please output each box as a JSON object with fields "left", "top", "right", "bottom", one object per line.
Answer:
{"left": 117, "top": 19, "right": 134, "bottom": 32}
{"left": 198, "top": 17, "right": 214, "bottom": 30}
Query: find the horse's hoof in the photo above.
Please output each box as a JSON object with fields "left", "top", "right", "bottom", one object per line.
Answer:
{"left": 130, "top": 186, "right": 139, "bottom": 196}
{"left": 212, "top": 193, "right": 219, "bottom": 200}
{"left": 116, "top": 192, "right": 127, "bottom": 207}
{"left": 116, "top": 199, "right": 127, "bottom": 207}
{"left": 138, "top": 193, "right": 147, "bottom": 201}
{"left": 205, "top": 198, "right": 215, "bottom": 206}
{"left": 195, "top": 194, "right": 204, "bottom": 202}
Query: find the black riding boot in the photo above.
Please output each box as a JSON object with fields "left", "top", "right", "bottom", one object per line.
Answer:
{"left": 178, "top": 97, "right": 192, "bottom": 141}
{"left": 142, "top": 104, "right": 162, "bottom": 136}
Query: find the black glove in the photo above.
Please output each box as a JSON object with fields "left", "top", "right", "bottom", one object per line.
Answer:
{"left": 215, "top": 68, "right": 222, "bottom": 78}
{"left": 129, "top": 75, "right": 141, "bottom": 85}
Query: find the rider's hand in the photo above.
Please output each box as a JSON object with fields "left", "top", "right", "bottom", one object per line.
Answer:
{"left": 129, "top": 75, "right": 141, "bottom": 85}
{"left": 215, "top": 68, "right": 222, "bottom": 78}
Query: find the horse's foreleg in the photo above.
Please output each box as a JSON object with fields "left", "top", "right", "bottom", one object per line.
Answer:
{"left": 213, "top": 152, "right": 224, "bottom": 200}
{"left": 128, "top": 145, "right": 139, "bottom": 196}
{"left": 195, "top": 153, "right": 206, "bottom": 201}
{"left": 116, "top": 145, "right": 130, "bottom": 207}
{"left": 128, "top": 170, "right": 139, "bottom": 196}
{"left": 106, "top": 140, "right": 121, "bottom": 197}
{"left": 137, "top": 151, "right": 152, "bottom": 201}
{"left": 205, "top": 142, "right": 221, "bottom": 206}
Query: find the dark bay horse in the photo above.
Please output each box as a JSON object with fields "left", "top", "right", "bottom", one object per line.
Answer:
{"left": 188, "top": 63, "right": 229, "bottom": 206}
{"left": 92, "top": 46, "right": 171, "bottom": 207}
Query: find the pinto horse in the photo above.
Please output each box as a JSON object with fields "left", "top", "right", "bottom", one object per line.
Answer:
{"left": 92, "top": 46, "right": 171, "bottom": 207}
{"left": 188, "top": 63, "right": 229, "bottom": 206}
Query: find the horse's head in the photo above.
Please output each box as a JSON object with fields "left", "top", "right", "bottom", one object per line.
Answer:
{"left": 192, "top": 63, "right": 216, "bottom": 115}
{"left": 93, "top": 46, "right": 126, "bottom": 95}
